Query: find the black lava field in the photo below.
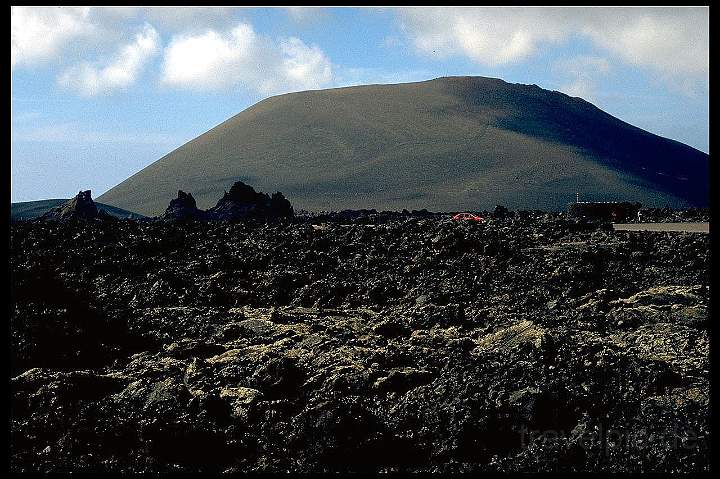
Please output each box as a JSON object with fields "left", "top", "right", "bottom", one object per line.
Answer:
{"left": 10, "top": 210, "right": 710, "bottom": 473}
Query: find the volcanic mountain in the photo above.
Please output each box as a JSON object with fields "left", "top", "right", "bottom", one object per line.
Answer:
{"left": 98, "top": 76, "right": 709, "bottom": 215}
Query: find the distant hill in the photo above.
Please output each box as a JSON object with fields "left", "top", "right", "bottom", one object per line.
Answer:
{"left": 11, "top": 199, "right": 146, "bottom": 221}
{"left": 98, "top": 76, "right": 709, "bottom": 215}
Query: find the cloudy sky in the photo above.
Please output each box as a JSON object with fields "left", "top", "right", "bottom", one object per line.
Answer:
{"left": 11, "top": 6, "right": 709, "bottom": 202}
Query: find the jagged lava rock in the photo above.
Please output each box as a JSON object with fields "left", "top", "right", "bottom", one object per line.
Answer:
{"left": 41, "top": 190, "right": 100, "bottom": 220}
{"left": 9, "top": 211, "right": 710, "bottom": 473}
{"left": 161, "top": 190, "right": 206, "bottom": 221}
{"left": 206, "top": 181, "right": 293, "bottom": 220}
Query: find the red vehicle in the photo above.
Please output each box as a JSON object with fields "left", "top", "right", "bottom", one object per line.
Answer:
{"left": 452, "top": 212, "right": 484, "bottom": 222}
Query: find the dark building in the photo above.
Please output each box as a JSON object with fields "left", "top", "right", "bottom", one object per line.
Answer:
{"left": 567, "top": 201, "right": 641, "bottom": 222}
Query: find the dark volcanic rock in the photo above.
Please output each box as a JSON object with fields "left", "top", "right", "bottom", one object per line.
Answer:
{"left": 159, "top": 182, "right": 294, "bottom": 222}
{"left": 493, "top": 204, "right": 511, "bottom": 219}
{"left": 41, "top": 190, "right": 100, "bottom": 220}
{"left": 10, "top": 211, "right": 710, "bottom": 473}
{"left": 206, "top": 181, "right": 293, "bottom": 220}
{"left": 161, "top": 190, "right": 206, "bottom": 221}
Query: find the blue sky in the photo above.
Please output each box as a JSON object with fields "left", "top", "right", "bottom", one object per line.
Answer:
{"left": 11, "top": 7, "right": 709, "bottom": 203}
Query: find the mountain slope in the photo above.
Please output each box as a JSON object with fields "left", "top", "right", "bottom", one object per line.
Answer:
{"left": 11, "top": 199, "right": 146, "bottom": 221}
{"left": 98, "top": 76, "right": 709, "bottom": 215}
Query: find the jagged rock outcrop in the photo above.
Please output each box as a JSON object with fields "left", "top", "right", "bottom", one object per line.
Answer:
{"left": 41, "top": 190, "right": 100, "bottom": 220}
{"left": 161, "top": 191, "right": 206, "bottom": 221}
{"left": 206, "top": 181, "right": 293, "bottom": 220}
{"left": 158, "top": 182, "right": 293, "bottom": 222}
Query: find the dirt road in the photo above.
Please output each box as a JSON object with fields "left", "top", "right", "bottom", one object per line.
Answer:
{"left": 613, "top": 222, "right": 709, "bottom": 233}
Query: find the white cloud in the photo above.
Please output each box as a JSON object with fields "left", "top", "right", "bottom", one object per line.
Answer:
{"left": 13, "top": 8, "right": 335, "bottom": 98}
{"left": 581, "top": 9, "right": 707, "bottom": 78}
{"left": 561, "top": 78, "right": 595, "bottom": 101}
{"left": 11, "top": 7, "right": 95, "bottom": 68}
{"left": 161, "top": 22, "right": 333, "bottom": 95}
{"left": 280, "top": 38, "right": 332, "bottom": 89}
{"left": 57, "top": 24, "right": 160, "bottom": 96}
{"left": 398, "top": 7, "right": 567, "bottom": 66}
{"left": 397, "top": 7, "right": 708, "bottom": 90}
{"left": 81, "top": 7, "right": 239, "bottom": 35}
{"left": 11, "top": 7, "right": 241, "bottom": 75}
{"left": 144, "top": 7, "right": 239, "bottom": 32}
{"left": 286, "top": 7, "right": 329, "bottom": 24}
{"left": 554, "top": 55, "right": 611, "bottom": 101}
